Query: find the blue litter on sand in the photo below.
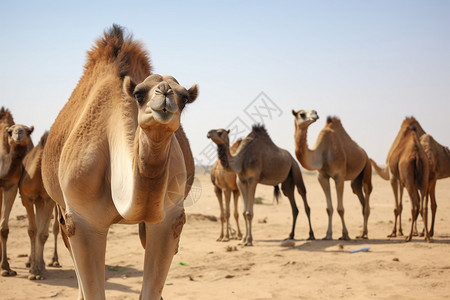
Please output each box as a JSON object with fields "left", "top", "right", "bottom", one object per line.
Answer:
{"left": 349, "top": 247, "right": 370, "bottom": 253}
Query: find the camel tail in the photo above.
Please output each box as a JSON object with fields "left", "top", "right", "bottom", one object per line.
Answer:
{"left": 369, "top": 158, "right": 390, "bottom": 180}
{"left": 273, "top": 185, "right": 281, "bottom": 204}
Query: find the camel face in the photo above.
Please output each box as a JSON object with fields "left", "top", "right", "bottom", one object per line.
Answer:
{"left": 129, "top": 74, "right": 198, "bottom": 132}
{"left": 292, "top": 109, "right": 319, "bottom": 129}
{"left": 6, "top": 124, "right": 34, "bottom": 146}
{"left": 207, "top": 129, "right": 230, "bottom": 145}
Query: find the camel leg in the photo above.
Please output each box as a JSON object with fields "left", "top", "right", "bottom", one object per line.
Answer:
{"left": 428, "top": 180, "right": 437, "bottom": 237}
{"left": 49, "top": 205, "right": 61, "bottom": 267}
{"left": 238, "top": 178, "right": 257, "bottom": 246}
{"left": 66, "top": 210, "right": 108, "bottom": 299}
{"left": 140, "top": 206, "right": 185, "bottom": 300}
{"left": 353, "top": 164, "right": 372, "bottom": 239}
{"left": 223, "top": 188, "right": 232, "bottom": 242}
{"left": 334, "top": 177, "right": 350, "bottom": 240}
{"left": 237, "top": 178, "right": 249, "bottom": 245}
{"left": 30, "top": 197, "right": 54, "bottom": 280}
{"left": 1, "top": 185, "right": 18, "bottom": 276}
{"left": 214, "top": 186, "right": 225, "bottom": 242}
{"left": 318, "top": 174, "right": 333, "bottom": 240}
{"left": 397, "top": 184, "right": 404, "bottom": 236}
{"left": 21, "top": 194, "right": 37, "bottom": 270}
{"left": 281, "top": 179, "right": 299, "bottom": 240}
{"left": 421, "top": 191, "right": 431, "bottom": 242}
{"left": 232, "top": 190, "right": 242, "bottom": 240}
{"left": 292, "top": 163, "right": 315, "bottom": 240}
{"left": 405, "top": 188, "right": 420, "bottom": 242}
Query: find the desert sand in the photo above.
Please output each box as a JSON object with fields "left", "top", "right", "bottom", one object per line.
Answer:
{"left": 1, "top": 172, "right": 449, "bottom": 299}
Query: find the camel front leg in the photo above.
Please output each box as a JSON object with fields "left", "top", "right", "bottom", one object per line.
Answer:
{"left": 237, "top": 178, "right": 249, "bottom": 245}
{"left": 318, "top": 174, "right": 333, "bottom": 240}
{"left": 334, "top": 177, "right": 350, "bottom": 240}
{"left": 237, "top": 178, "right": 257, "bottom": 246}
{"left": 214, "top": 186, "right": 225, "bottom": 242}
{"left": 428, "top": 180, "right": 437, "bottom": 237}
{"left": 21, "top": 194, "right": 37, "bottom": 271}
{"left": 388, "top": 178, "right": 403, "bottom": 237}
{"left": 140, "top": 206, "right": 186, "bottom": 300}
{"left": 223, "top": 188, "right": 232, "bottom": 241}
{"left": 49, "top": 205, "right": 61, "bottom": 267}
{"left": 232, "top": 190, "right": 242, "bottom": 240}
{"left": 405, "top": 189, "right": 420, "bottom": 242}
{"left": 1, "top": 185, "right": 18, "bottom": 276}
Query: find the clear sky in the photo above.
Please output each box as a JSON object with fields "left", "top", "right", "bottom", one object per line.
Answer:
{"left": 1, "top": 1, "right": 449, "bottom": 167}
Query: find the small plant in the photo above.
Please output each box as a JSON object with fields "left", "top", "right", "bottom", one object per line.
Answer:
{"left": 254, "top": 197, "right": 263, "bottom": 204}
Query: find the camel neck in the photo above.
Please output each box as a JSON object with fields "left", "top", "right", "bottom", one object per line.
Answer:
{"left": 294, "top": 126, "right": 319, "bottom": 171}
{"left": 217, "top": 143, "right": 233, "bottom": 172}
{"left": 136, "top": 129, "right": 172, "bottom": 179}
{"left": 0, "top": 144, "right": 28, "bottom": 178}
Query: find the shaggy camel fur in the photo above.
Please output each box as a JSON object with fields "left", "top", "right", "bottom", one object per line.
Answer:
{"left": 19, "top": 132, "right": 60, "bottom": 280}
{"left": 0, "top": 107, "right": 34, "bottom": 276}
{"left": 389, "top": 124, "right": 430, "bottom": 242}
{"left": 210, "top": 129, "right": 242, "bottom": 241}
{"left": 208, "top": 125, "right": 315, "bottom": 246}
{"left": 370, "top": 117, "right": 426, "bottom": 237}
{"left": 41, "top": 25, "right": 198, "bottom": 300}
{"left": 292, "top": 110, "right": 372, "bottom": 240}
{"left": 420, "top": 134, "right": 450, "bottom": 237}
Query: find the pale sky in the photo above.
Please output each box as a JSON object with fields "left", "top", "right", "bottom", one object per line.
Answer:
{"left": 1, "top": 1, "right": 449, "bottom": 168}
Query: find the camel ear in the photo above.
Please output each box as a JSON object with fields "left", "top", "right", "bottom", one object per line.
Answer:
{"left": 5, "top": 126, "right": 12, "bottom": 136}
{"left": 291, "top": 109, "right": 297, "bottom": 117}
{"left": 227, "top": 129, "right": 230, "bottom": 134}
{"left": 186, "top": 84, "right": 198, "bottom": 104}
{"left": 27, "top": 126, "right": 34, "bottom": 135}
{"left": 123, "top": 76, "right": 137, "bottom": 98}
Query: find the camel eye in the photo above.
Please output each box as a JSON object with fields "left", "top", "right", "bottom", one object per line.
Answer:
{"left": 299, "top": 113, "right": 306, "bottom": 118}
{"left": 218, "top": 132, "right": 223, "bottom": 136}
{"left": 134, "top": 92, "right": 145, "bottom": 104}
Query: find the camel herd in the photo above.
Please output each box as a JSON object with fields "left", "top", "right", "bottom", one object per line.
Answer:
{"left": 0, "top": 25, "right": 449, "bottom": 299}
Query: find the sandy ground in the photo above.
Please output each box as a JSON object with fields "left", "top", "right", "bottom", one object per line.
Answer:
{"left": 1, "top": 172, "right": 450, "bottom": 299}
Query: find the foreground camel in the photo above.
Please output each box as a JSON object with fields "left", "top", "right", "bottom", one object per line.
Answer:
{"left": 370, "top": 117, "right": 426, "bottom": 237}
{"left": 420, "top": 134, "right": 450, "bottom": 237}
{"left": 19, "top": 132, "right": 60, "bottom": 280}
{"left": 208, "top": 125, "right": 315, "bottom": 246}
{"left": 41, "top": 25, "right": 198, "bottom": 299}
{"left": 292, "top": 110, "right": 372, "bottom": 240}
{"left": 388, "top": 124, "right": 430, "bottom": 242}
{"left": 210, "top": 129, "right": 242, "bottom": 241}
{"left": 0, "top": 107, "right": 34, "bottom": 276}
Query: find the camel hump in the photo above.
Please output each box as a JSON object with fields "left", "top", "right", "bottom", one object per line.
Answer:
{"left": 0, "top": 106, "right": 14, "bottom": 124}
{"left": 85, "top": 24, "right": 151, "bottom": 80}
{"left": 39, "top": 131, "right": 49, "bottom": 148}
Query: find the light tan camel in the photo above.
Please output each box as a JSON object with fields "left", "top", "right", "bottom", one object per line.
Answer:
{"left": 19, "top": 131, "right": 60, "bottom": 280}
{"left": 41, "top": 25, "right": 198, "bottom": 300}
{"left": 208, "top": 124, "right": 315, "bottom": 246}
{"left": 420, "top": 134, "right": 450, "bottom": 237}
{"left": 370, "top": 117, "right": 426, "bottom": 237}
{"left": 388, "top": 124, "right": 430, "bottom": 242}
{"left": 0, "top": 107, "right": 34, "bottom": 276}
{"left": 292, "top": 110, "right": 372, "bottom": 240}
{"left": 210, "top": 129, "right": 242, "bottom": 241}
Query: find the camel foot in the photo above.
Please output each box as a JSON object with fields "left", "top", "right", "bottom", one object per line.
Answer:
{"left": 244, "top": 242, "right": 253, "bottom": 247}
{"left": 387, "top": 232, "right": 396, "bottom": 237}
{"left": 398, "top": 231, "right": 404, "bottom": 236}
{"left": 404, "top": 236, "right": 412, "bottom": 242}
{"left": 1, "top": 269, "right": 17, "bottom": 277}
{"left": 425, "top": 237, "right": 433, "bottom": 243}
{"left": 356, "top": 232, "right": 368, "bottom": 239}
{"left": 28, "top": 274, "right": 44, "bottom": 280}
{"left": 26, "top": 262, "right": 31, "bottom": 268}
{"left": 338, "top": 236, "right": 351, "bottom": 241}
{"left": 222, "top": 237, "right": 230, "bottom": 242}
{"left": 322, "top": 236, "right": 332, "bottom": 240}
{"left": 307, "top": 232, "right": 316, "bottom": 240}
{"left": 216, "top": 236, "right": 224, "bottom": 242}
{"left": 48, "top": 261, "right": 61, "bottom": 268}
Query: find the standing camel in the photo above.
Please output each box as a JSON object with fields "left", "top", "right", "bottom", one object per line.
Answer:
{"left": 207, "top": 124, "right": 315, "bottom": 246}
{"left": 388, "top": 124, "right": 430, "bottom": 242}
{"left": 41, "top": 25, "right": 198, "bottom": 299}
{"left": 420, "top": 134, "right": 450, "bottom": 237}
{"left": 292, "top": 109, "right": 372, "bottom": 240}
{"left": 209, "top": 129, "right": 242, "bottom": 241}
{"left": 0, "top": 107, "right": 34, "bottom": 276}
{"left": 19, "top": 132, "right": 60, "bottom": 280}
{"left": 370, "top": 117, "right": 426, "bottom": 237}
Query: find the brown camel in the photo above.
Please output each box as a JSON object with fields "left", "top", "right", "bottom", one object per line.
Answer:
{"left": 19, "top": 131, "right": 61, "bottom": 280}
{"left": 0, "top": 107, "right": 34, "bottom": 276}
{"left": 292, "top": 110, "right": 372, "bottom": 240}
{"left": 207, "top": 124, "right": 315, "bottom": 246}
{"left": 388, "top": 124, "right": 430, "bottom": 242}
{"left": 41, "top": 25, "right": 198, "bottom": 299}
{"left": 370, "top": 117, "right": 426, "bottom": 237}
{"left": 209, "top": 129, "right": 242, "bottom": 241}
{"left": 419, "top": 134, "right": 450, "bottom": 237}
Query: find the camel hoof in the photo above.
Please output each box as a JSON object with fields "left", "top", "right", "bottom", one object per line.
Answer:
{"left": 387, "top": 233, "right": 396, "bottom": 238}
{"left": 307, "top": 233, "right": 316, "bottom": 240}
{"left": 244, "top": 242, "right": 253, "bottom": 247}
{"left": 28, "top": 274, "right": 44, "bottom": 280}
{"left": 1, "top": 269, "right": 17, "bottom": 277}
{"left": 338, "top": 236, "right": 351, "bottom": 241}
{"left": 48, "top": 261, "right": 61, "bottom": 268}
{"left": 26, "top": 262, "right": 31, "bottom": 268}
{"left": 222, "top": 237, "right": 230, "bottom": 242}
{"left": 322, "top": 236, "right": 332, "bottom": 240}
{"left": 216, "top": 237, "right": 224, "bottom": 242}
{"left": 404, "top": 236, "right": 412, "bottom": 242}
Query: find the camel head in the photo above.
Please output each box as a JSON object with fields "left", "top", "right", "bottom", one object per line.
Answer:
{"left": 6, "top": 124, "right": 34, "bottom": 146}
{"left": 292, "top": 109, "right": 319, "bottom": 129}
{"left": 207, "top": 128, "right": 231, "bottom": 145}
{"left": 123, "top": 74, "right": 198, "bottom": 134}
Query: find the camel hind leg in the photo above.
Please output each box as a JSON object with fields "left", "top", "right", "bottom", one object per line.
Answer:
{"left": 232, "top": 190, "right": 242, "bottom": 240}
{"left": 351, "top": 162, "right": 372, "bottom": 239}
{"left": 223, "top": 188, "right": 232, "bottom": 242}
{"left": 1, "top": 185, "right": 18, "bottom": 276}
{"left": 291, "top": 163, "right": 314, "bottom": 240}
{"left": 48, "top": 205, "right": 61, "bottom": 267}
{"left": 214, "top": 186, "right": 226, "bottom": 241}
{"left": 281, "top": 177, "right": 299, "bottom": 240}
{"left": 318, "top": 174, "right": 334, "bottom": 240}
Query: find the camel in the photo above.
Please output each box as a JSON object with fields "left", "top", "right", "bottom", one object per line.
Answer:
{"left": 19, "top": 131, "right": 61, "bottom": 280}
{"left": 0, "top": 107, "right": 34, "bottom": 276}
{"left": 41, "top": 25, "right": 198, "bottom": 300}
{"left": 207, "top": 124, "right": 315, "bottom": 246}
{"left": 292, "top": 110, "right": 372, "bottom": 240}
{"left": 370, "top": 117, "right": 426, "bottom": 237}
{"left": 419, "top": 134, "right": 450, "bottom": 237}
{"left": 209, "top": 129, "right": 242, "bottom": 241}
{"left": 388, "top": 124, "right": 430, "bottom": 242}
